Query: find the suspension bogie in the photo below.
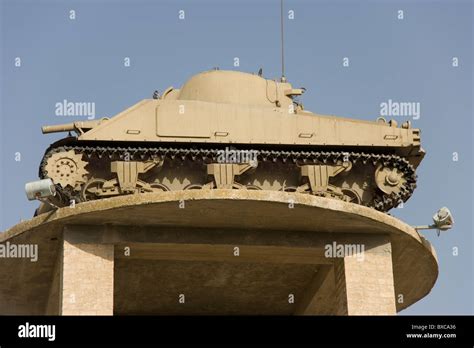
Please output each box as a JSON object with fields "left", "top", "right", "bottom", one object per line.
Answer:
{"left": 39, "top": 144, "right": 416, "bottom": 212}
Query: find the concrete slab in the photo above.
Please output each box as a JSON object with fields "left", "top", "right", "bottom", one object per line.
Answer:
{"left": 0, "top": 190, "right": 438, "bottom": 315}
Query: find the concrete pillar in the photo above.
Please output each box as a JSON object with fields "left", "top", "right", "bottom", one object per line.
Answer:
{"left": 334, "top": 235, "right": 396, "bottom": 315}
{"left": 60, "top": 228, "right": 114, "bottom": 315}
{"left": 45, "top": 254, "right": 61, "bottom": 315}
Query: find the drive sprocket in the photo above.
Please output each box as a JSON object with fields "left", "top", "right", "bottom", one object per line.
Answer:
{"left": 44, "top": 149, "right": 89, "bottom": 190}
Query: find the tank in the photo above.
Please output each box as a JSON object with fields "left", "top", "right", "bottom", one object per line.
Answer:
{"left": 36, "top": 69, "right": 424, "bottom": 212}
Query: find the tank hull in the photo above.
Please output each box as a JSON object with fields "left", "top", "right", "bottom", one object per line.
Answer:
{"left": 36, "top": 70, "right": 424, "bottom": 213}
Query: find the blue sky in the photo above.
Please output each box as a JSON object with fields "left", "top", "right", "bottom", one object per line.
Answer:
{"left": 0, "top": 0, "right": 472, "bottom": 314}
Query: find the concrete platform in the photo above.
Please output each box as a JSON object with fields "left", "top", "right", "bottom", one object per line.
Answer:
{"left": 0, "top": 190, "right": 438, "bottom": 315}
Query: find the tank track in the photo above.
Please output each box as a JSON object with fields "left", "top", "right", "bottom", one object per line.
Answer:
{"left": 39, "top": 144, "right": 417, "bottom": 212}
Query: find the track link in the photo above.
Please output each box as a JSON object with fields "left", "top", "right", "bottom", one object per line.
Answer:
{"left": 39, "top": 144, "right": 417, "bottom": 212}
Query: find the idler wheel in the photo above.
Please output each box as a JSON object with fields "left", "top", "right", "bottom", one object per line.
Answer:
{"left": 386, "top": 172, "right": 400, "bottom": 186}
{"left": 375, "top": 164, "right": 406, "bottom": 195}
